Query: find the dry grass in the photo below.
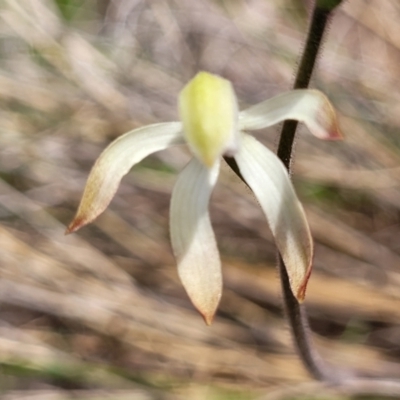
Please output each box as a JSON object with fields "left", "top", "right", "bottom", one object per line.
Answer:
{"left": 1, "top": 0, "right": 400, "bottom": 399}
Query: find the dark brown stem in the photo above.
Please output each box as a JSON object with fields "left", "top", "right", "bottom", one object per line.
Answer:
{"left": 227, "top": 1, "right": 400, "bottom": 394}
{"left": 226, "top": 2, "right": 338, "bottom": 382}
{"left": 230, "top": 3, "right": 336, "bottom": 380}
{"left": 277, "top": 5, "right": 331, "bottom": 168}
{"left": 276, "top": 3, "right": 336, "bottom": 382}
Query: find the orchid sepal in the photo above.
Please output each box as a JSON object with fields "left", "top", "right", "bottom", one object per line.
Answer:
{"left": 170, "top": 158, "right": 222, "bottom": 325}
{"left": 239, "top": 89, "right": 342, "bottom": 141}
{"left": 235, "top": 134, "right": 313, "bottom": 301}
{"left": 66, "top": 122, "right": 183, "bottom": 234}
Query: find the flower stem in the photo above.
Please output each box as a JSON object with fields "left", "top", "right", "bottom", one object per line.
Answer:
{"left": 277, "top": 5, "right": 332, "bottom": 168}
{"left": 227, "top": 1, "right": 342, "bottom": 382}
{"left": 228, "top": 1, "right": 400, "bottom": 393}
{"left": 276, "top": 3, "right": 338, "bottom": 381}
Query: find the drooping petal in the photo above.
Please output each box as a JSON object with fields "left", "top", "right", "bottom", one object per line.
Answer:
{"left": 179, "top": 72, "right": 239, "bottom": 167}
{"left": 234, "top": 134, "right": 313, "bottom": 301}
{"left": 67, "top": 122, "right": 183, "bottom": 234}
{"left": 170, "top": 157, "right": 221, "bottom": 325}
{"left": 239, "top": 89, "right": 342, "bottom": 140}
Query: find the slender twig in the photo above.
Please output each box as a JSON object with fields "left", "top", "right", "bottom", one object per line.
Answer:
{"left": 277, "top": 5, "right": 333, "bottom": 168}
{"left": 275, "top": 1, "right": 400, "bottom": 394}
{"left": 276, "top": 4, "right": 336, "bottom": 382}
{"left": 226, "top": 1, "right": 339, "bottom": 382}
{"left": 227, "top": 1, "right": 400, "bottom": 396}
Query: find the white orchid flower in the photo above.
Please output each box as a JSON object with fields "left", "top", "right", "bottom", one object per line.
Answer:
{"left": 67, "top": 72, "right": 342, "bottom": 325}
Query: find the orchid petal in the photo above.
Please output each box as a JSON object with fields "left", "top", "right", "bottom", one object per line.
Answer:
{"left": 179, "top": 72, "right": 239, "bottom": 167}
{"left": 235, "top": 134, "right": 313, "bottom": 301}
{"left": 170, "top": 157, "right": 221, "bottom": 325}
{"left": 67, "top": 122, "right": 183, "bottom": 234}
{"left": 239, "top": 89, "right": 342, "bottom": 140}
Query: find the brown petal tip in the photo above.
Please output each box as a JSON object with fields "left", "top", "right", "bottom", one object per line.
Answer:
{"left": 318, "top": 96, "right": 344, "bottom": 141}
{"left": 295, "top": 264, "right": 313, "bottom": 302}
{"left": 65, "top": 217, "right": 86, "bottom": 235}
{"left": 202, "top": 312, "right": 215, "bottom": 326}
{"left": 296, "top": 286, "right": 307, "bottom": 303}
{"left": 192, "top": 298, "right": 220, "bottom": 326}
{"left": 327, "top": 119, "right": 344, "bottom": 141}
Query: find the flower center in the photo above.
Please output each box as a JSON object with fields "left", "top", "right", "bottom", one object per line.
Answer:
{"left": 179, "top": 71, "right": 239, "bottom": 167}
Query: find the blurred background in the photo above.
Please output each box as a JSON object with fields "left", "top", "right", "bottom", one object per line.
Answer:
{"left": 0, "top": 0, "right": 400, "bottom": 399}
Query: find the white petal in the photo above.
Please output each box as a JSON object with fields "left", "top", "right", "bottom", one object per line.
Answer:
{"left": 170, "top": 158, "right": 221, "bottom": 324}
{"left": 239, "top": 89, "right": 342, "bottom": 140}
{"left": 235, "top": 134, "right": 313, "bottom": 301}
{"left": 67, "top": 122, "right": 183, "bottom": 233}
